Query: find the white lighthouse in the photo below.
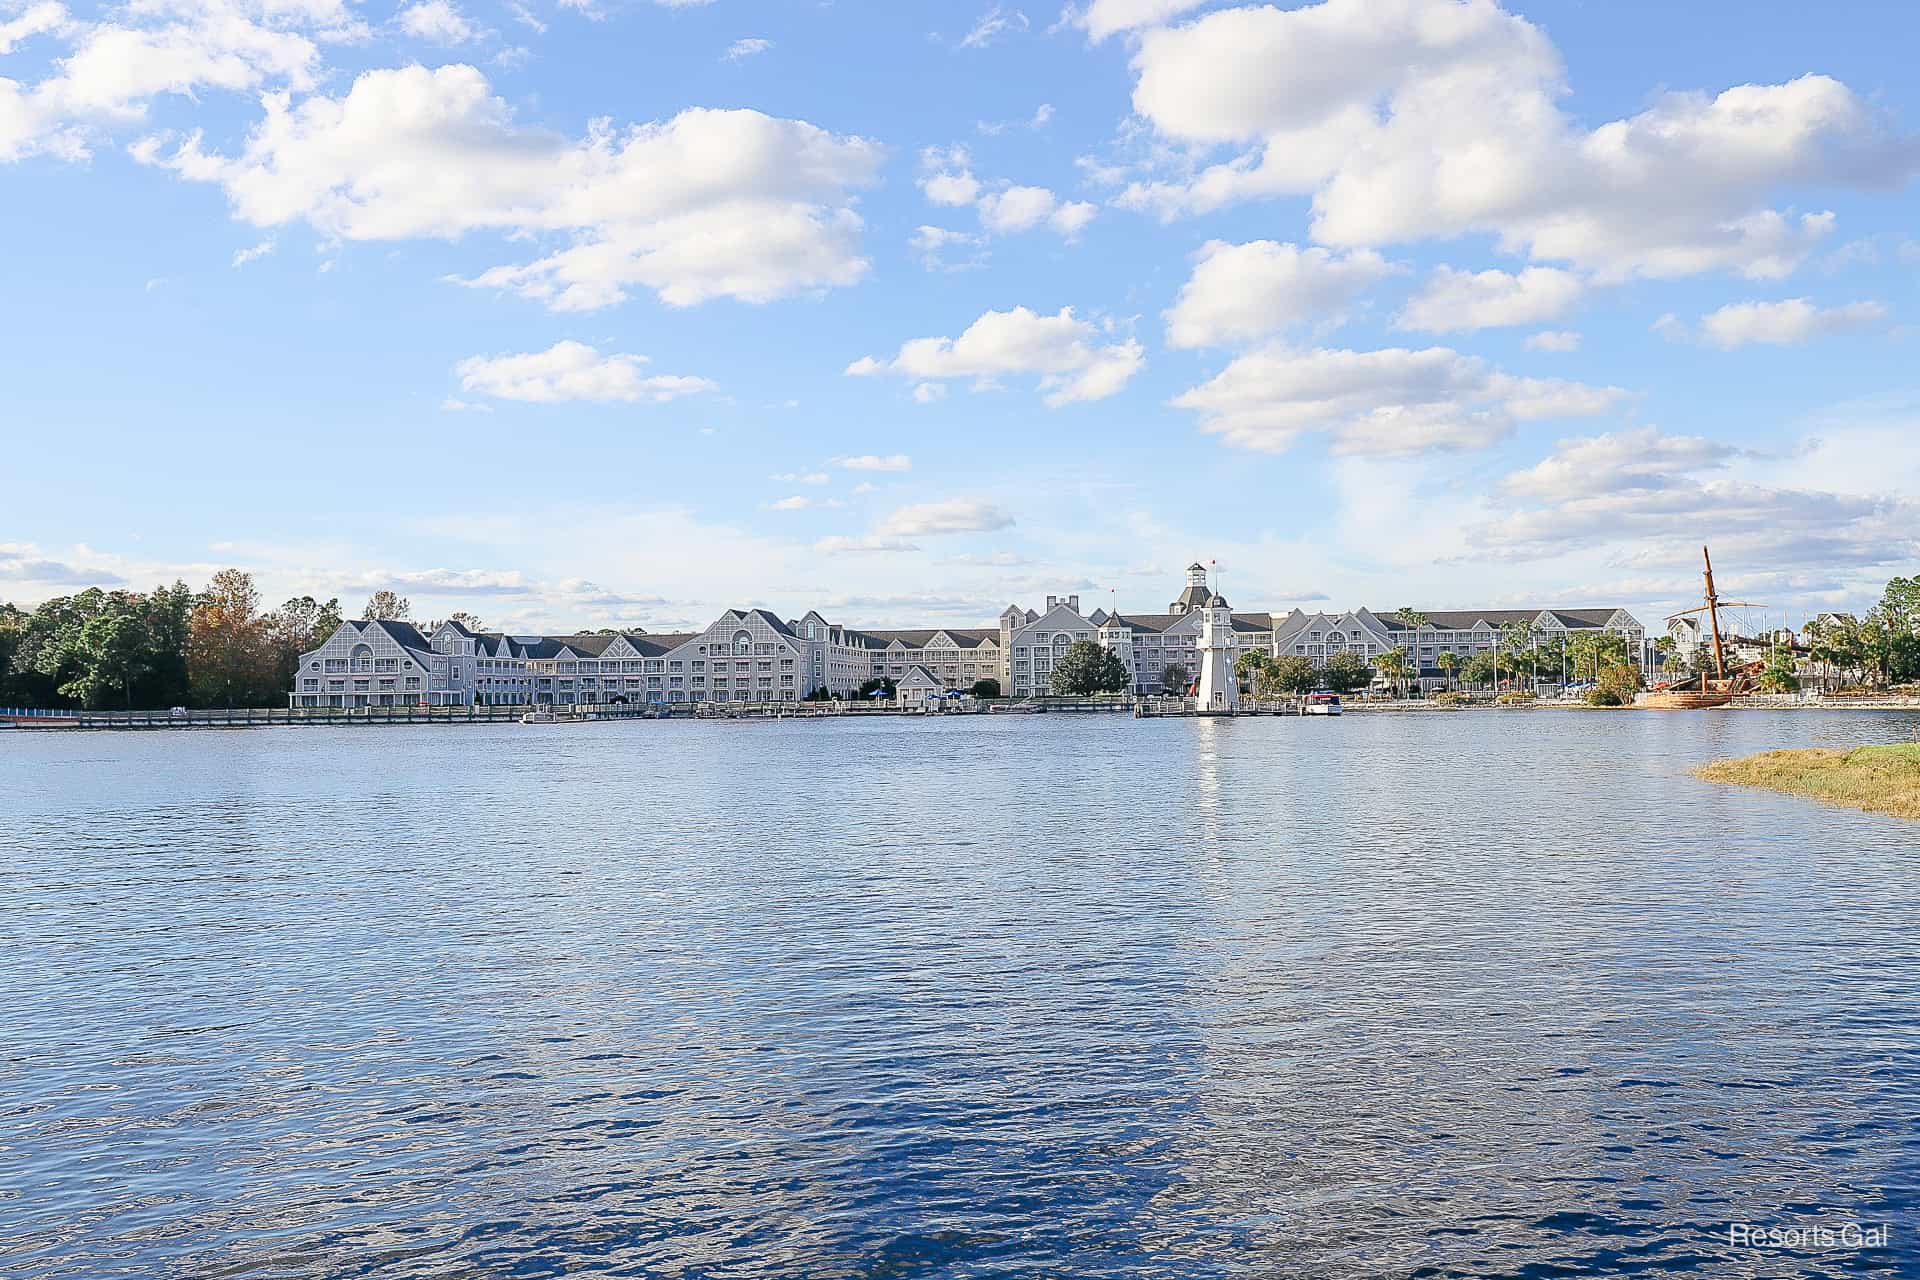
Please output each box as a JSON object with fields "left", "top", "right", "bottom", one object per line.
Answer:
{"left": 1194, "top": 577, "right": 1239, "bottom": 714}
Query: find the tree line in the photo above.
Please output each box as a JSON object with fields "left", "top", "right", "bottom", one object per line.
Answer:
{"left": 0, "top": 572, "right": 477, "bottom": 710}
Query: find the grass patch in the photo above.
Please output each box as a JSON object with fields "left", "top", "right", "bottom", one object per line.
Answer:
{"left": 1694, "top": 743, "right": 1920, "bottom": 820}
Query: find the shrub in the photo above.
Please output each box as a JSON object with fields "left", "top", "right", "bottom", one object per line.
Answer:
{"left": 1585, "top": 687, "right": 1627, "bottom": 707}
{"left": 1432, "top": 691, "right": 1468, "bottom": 706}
{"left": 969, "top": 678, "right": 1001, "bottom": 699}
{"left": 1494, "top": 691, "right": 1536, "bottom": 705}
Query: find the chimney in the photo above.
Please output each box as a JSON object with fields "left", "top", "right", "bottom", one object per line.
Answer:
{"left": 1068, "top": 594, "right": 1080, "bottom": 611}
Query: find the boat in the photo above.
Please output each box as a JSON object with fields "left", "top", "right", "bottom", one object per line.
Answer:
{"left": 1303, "top": 691, "right": 1342, "bottom": 716}
{"left": 521, "top": 709, "right": 598, "bottom": 724}
{"left": 1639, "top": 546, "right": 1761, "bottom": 710}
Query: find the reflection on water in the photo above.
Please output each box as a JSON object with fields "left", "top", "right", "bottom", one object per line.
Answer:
{"left": 3, "top": 710, "right": 1917, "bottom": 1278}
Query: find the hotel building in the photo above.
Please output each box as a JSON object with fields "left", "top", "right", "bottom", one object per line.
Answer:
{"left": 288, "top": 564, "right": 1647, "bottom": 708}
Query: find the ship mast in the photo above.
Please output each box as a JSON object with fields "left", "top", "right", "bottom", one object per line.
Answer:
{"left": 1703, "top": 545, "right": 1726, "bottom": 682}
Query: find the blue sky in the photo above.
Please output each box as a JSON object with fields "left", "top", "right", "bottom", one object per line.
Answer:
{"left": 3, "top": 0, "right": 1917, "bottom": 633}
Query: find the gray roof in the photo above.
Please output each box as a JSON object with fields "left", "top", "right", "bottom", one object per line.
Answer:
{"left": 855, "top": 627, "right": 997, "bottom": 650}
{"left": 361, "top": 619, "right": 433, "bottom": 653}
{"left": 630, "top": 632, "right": 696, "bottom": 656}
{"left": 1109, "top": 612, "right": 1276, "bottom": 634}
{"left": 1378, "top": 608, "right": 1625, "bottom": 631}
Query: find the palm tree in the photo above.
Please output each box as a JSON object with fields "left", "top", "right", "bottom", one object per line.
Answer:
{"left": 1498, "top": 621, "right": 1536, "bottom": 692}
{"left": 1373, "top": 646, "right": 1411, "bottom": 699}
{"left": 1436, "top": 650, "right": 1459, "bottom": 690}
{"left": 1394, "top": 608, "right": 1430, "bottom": 690}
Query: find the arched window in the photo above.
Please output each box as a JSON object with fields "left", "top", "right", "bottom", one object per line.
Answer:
{"left": 732, "top": 630, "right": 754, "bottom": 654}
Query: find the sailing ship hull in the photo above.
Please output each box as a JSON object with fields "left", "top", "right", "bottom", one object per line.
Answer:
{"left": 1637, "top": 690, "right": 1734, "bottom": 710}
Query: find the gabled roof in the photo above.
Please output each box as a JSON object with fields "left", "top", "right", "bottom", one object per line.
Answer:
{"left": 556, "top": 633, "right": 620, "bottom": 656}
{"left": 854, "top": 627, "right": 997, "bottom": 650}
{"left": 362, "top": 619, "right": 433, "bottom": 653}
{"left": 631, "top": 632, "right": 697, "bottom": 656}
{"left": 748, "top": 609, "right": 796, "bottom": 637}
{"left": 1378, "top": 608, "right": 1628, "bottom": 631}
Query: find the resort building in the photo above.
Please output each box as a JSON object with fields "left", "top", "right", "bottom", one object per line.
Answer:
{"left": 288, "top": 565, "right": 1648, "bottom": 708}
{"left": 1269, "top": 607, "right": 1649, "bottom": 689}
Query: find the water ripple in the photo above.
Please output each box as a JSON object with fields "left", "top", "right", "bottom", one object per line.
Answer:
{"left": 3, "top": 711, "right": 1917, "bottom": 1277}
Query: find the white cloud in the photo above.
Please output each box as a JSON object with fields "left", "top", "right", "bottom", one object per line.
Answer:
{"left": 0, "top": 541, "right": 122, "bottom": 586}
{"left": 3, "top": 0, "right": 337, "bottom": 163}
{"left": 1049, "top": 200, "right": 1097, "bottom": 238}
{"left": 439, "top": 396, "right": 493, "bottom": 412}
{"left": 1172, "top": 344, "right": 1625, "bottom": 456}
{"left": 834, "top": 454, "right": 912, "bottom": 471}
{"left": 977, "top": 184, "right": 1056, "bottom": 232}
{"left": 1070, "top": 0, "right": 1208, "bottom": 42}
{"left": 363, "top": 567, "right": 540, "bottom": 595}
{"left": 136, "top": 64, "right": 884, "bottom": 310}
{"left": 231, "top": 238, "right": 275, "bottom": 266}
{"left": 397, "top": 0, "right": 480, "bottom": 44}
{"left": 765, "top": 494, "right": 844, "bottom": 511}
{"left": 918, "top": 144, "right": 1091, "bottom": 241}
{"left": 1524, "top": 330, "right": 1580, "bottom": 352}
{"left": 1499, "top": 426, "right": 1736, "bottom": 500}
{"left": 875, "top": 499, "right": 1014, "bottom": 537}
{"left": 813, "top": 535, "right": 920, "bottom": 554}
{"left": 1165, "top": 239, "right": 1397, "bottom": 348}
{"left": 723, "top": 36, "right": 771, "bottom": 61}
{"left": 960, "top": 5, "right": 1028, "bottom": 48}
{"left": 909, "top": 224, "right": 986, "bottom": 271}
{"left": 1116, "top": 0, "right": 1919, "bottom": 281}
{"left": 770, "top": 471, "right": 829, "bottom": 485}
{"left": 1698, "top": 297, "right": 1888, "bottom": 348}
{"left": 912, "top": 382, "right": 947, "bottom": 404}
{"left": 921, "top": 168, "right": 981, "bottom": 207}
{"left": 973, "top": 182, "right": 1093, "bottom": 238}
{"left": 456, "top": 340, "right": 716, "bottom": 403}
{"left": 0, "top": 2, "right": 65, "bottom": 55}
{"left": 1397, "top": 266, "right": 1583, "bottom": 333}
{"left": 852, "top": 305, "right": 1144, "bottom": 407}
{"left": 1472, "top": 426, "right": 1920, "bottom": 570}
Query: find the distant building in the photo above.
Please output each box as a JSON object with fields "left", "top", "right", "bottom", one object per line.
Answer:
{"left": 288, "top": 570, "right": 1648, "bottom": 708}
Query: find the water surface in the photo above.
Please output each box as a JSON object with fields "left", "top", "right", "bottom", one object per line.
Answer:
{"left": 3, "top": 711, "right": 1917, "bottom": 1277}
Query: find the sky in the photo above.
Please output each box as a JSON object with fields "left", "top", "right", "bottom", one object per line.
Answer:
{"left": 3, "top": 0, "right": 1918, "bottom": 635}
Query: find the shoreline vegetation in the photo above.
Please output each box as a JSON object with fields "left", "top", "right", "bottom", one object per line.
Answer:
{"left": 1695, "top": 744, "right": 1920, "bottom": 820}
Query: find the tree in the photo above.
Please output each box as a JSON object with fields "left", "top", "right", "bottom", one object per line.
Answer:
{"left": 1435, "top": 650, "right": 1460, "bottom": 689}
{"left": 1262, "top": 654, "right": 1317, "bottom": 697}
{"left": 857, "top": 676, "right": 896, "bottom": 698}
{"left": 1498, "top": 621, "right": 1536, "bottom": 691}
{"left": 447, "top": 610, "right": 485, "bottom": 631}
{"left": 66, "top": 600, "right": 154, "bottom": 708}
{"left": 1758, "top": 645, "right": 1800, "bottom": 693}
{"left": 1372, "top": 645, "right": 1412, "bottom": 698}
{"left": 969, "top": 678, "right": 1001, "bottom": 699}
{"left": 361, "top": 590, "right": 411, "bottom": 622}
{"left": 1588, "top": 660, "right": 1644, "bottom": 706}
{"left": 264, "top": 595, "right": 343, "bottom": 698}
{"left": 188, "top": 569, "right": 273, "bottom": 707}
{"left": 1460, "top": 650, "right": 1499, "bottom": 690}
{"left": 1236, "top": 649, "right": 1276, "bottom": 697}
{"left": 1320, "top": 650, "right": 1372, "bottom": 695}
{"left": 1050, "top": 640, "right": 1129, "bottom": 695}
{"left": 0, "top": 603, "right": 25, "bottom": 705}
{"left": 1568, "top": 630, "right": 1629, "bottom": 683}
{"left": 1159, "top": 662, "right": 1190, "bottom": 694}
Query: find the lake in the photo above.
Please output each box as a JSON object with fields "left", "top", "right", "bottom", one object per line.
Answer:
{"left": 3, "top": 710, "right": 1917, "bottom": 1278}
